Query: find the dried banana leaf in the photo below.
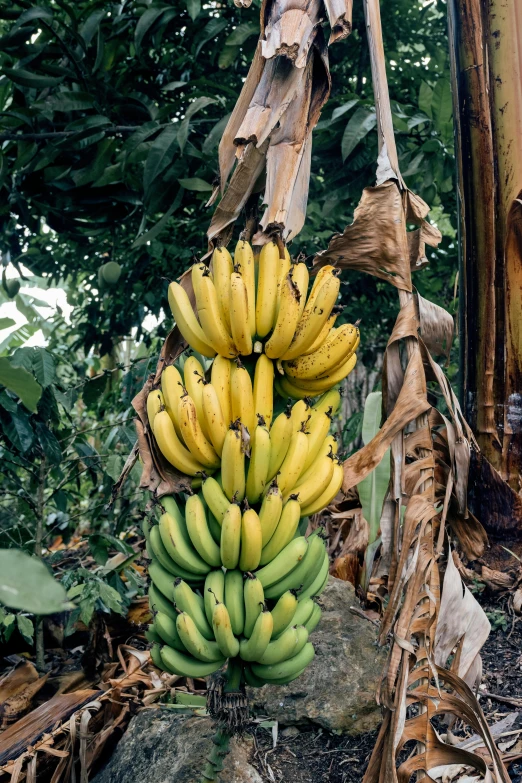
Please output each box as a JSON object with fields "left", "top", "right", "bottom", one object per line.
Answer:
{"left": 324, "top": 0, "right": 352, "bottom": 44}
{"left": 262, "top": 0, "right": 322, "bottom": 66}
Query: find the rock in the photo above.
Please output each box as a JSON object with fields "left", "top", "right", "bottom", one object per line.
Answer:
{"left": 92, "top": 709, "right": 262, "bottom": 783}
{"left": 248, "top": 577, "right": 386, "bottom": 734}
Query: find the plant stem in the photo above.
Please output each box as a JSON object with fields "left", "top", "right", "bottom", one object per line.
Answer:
{"left": 224, "top": 657, "right": 243, "bottom": 692}
{"left": 34, "top": 457, "right": 47, "bottom": 672}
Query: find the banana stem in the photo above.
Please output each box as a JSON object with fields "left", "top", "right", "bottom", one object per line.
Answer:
{"left": 224, "top": 657, "right": 243, "bottom": 692}
{"left": 200, "top": 727, "right": 232, "bottom": 782}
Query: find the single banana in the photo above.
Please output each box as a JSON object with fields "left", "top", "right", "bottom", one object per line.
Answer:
{"left": 231, "top": 362, "right": 255, "bottom": 434}
{"left": 211, "top": 355, "right": 233, "bottom": 426}
{"left": 302, "top": 309, "right": 339, "bottom": 355}
{"left": 185, "top": 494, "right": 221, "bottom": 567}
{"left": 253, "top": 354, "right": 274, "bottom": 427}
{"left": 313, "top": 389, "right": 341, "bottom": 417}
{"left": 304, "top": 602, "right": 322, "bottom": 633}
{"left": 292, "top": 597, "right": 315, "bottom": 628}
{"left": 145, "top": 625, "right": 162, "bottom": 645}
{"left": 271, "top": 589, "right": 298, "bottom": 638}
{"left": 191, "top": 261, "right": 209, "bottom": 302}
{"left": 243, "top": 666, "right": 269, "bottom": 688}
{"left": 224, "top": 568, "right": 245, "bottom": 636}
{"left": 291, "top": 262, "right": 310, "bottom": 322}
{"left": 303, "top": 409, "right": 333, "bottom": 471}
{"left": 255, "top": 241, "right": 279, "bottom": 338}
{"left": 193, "top": 265, "right": 236, "bottom": 358}
{"left": 159, "top": 510, "right": 211, "bottom": 575}
{"left": 291, "top": 454, "right": 335, "bottom": 507}
{"left": 246, "top": 419, "right": 271, "bottom": 504}
{"left": 243, "top": 574, "right": 265, "bottom": 638}
{"left": 263, "top": 532, "right": 326, "bottom": 599}
{"left": 256, "top": 626, "right": 299, "bottom": 665}
{"left": 167, "top": 281, "right": 216, "bottom": 358}
{"left": 300, "top": 460, "right": 344, "bottom": 516}
{"left": 149, "top": 524, "right": 200, "bottom": 581}
{"left": 161, "top": 644, "right": 225, "bottom": 677}
{"left": 254, "top": 536, "right": 308, "bottom": 589}
{"left": 207, "top": 511, "right": 221, "bottom": 543}
{"left": 239, "top": 606, "right": 273, "bottom": 662}
{"left": 287, "top": 353, "right": 357, "bottom": 393}
{"left": 234, "top": 239, "right": 256, "bottom": 338}
{"left": 230, "top": 269, "right": 253, "bottom": 355}
{"left": 239, "top": 503, "right": 263, "bottom": 572}
{"left": 284, "top": 324, "right": 359, "bottom": 380}
{"left": 150, "top": 643, "right": 168, "bottom": 672}
{"left": 289, "top": 398, "right": 312, "bottom": 433}
{"left": 204, "top": 569, "right": 225, "bottom": 626}
{"left": 176, "top": 612, "right": 223, "bottom": 662}
{"left": 183, "top": 355, "right": 211, "bottom": 440}
{"left": 220, "top": 502, "right": 242, "bottom": 569}
{"left": 277, "top": 374, "right": 317, "bottom": 400}
{"left": 211, "top": 246, "right": 233, "bottom": 332}
{"left": 172, "top": 578, "right": 214, "bottom": 639}
{"left": 149, "top": 582, "right": 177, "bottom": 621}
{"left": 221, "top": 424, "right": 245, "bottom": 502}
{"left": 155, "top": 611, "right": 186, "bottom": 652}
{"left": 282, "top": 274, "right": 340, "bottom": 361}
{"left": 147, "top": 389, "right": 164, "bottom": 428}
{"left": 161, "top": 365, "right": 185, "bottom": 438}
{"left": 260, "top": 498, "right": 301, "bottom": 565}
{"left": 258, "top": 480, "right": 284, "bottom": 547}
{"left": 179, "top": 394, "right": 220, "bottom": 470}
{"left": 298, "top": 549, "right": 329, "bottom": 601}
{"left": 266, "top": 408, "right": 293, "bottom": 480}
{"left": 307, "top": 264, "right": 337, "bottom": 303}
{"left": 277, "top": 428, "right": 308, "bottom": 494}
{"left": 202, "top": 476, "right": 230, "bottom": 523}
{"left": 251, "top": 641, "right": 315, "bottom": 680}
{"left": 275, "top": 246, "right": 292, "bottom": 315}
{"left": 148, "top": 560, "right": 175, "bottom": 601}
{"left": 201, "top": 383, "right": 227, "bottom": 456}
{"left": 293, "top": 625, "right": 310, "bottom": 656}
{"left": 212, "top": 601, "right": 240, "bottom": 658}
{"left": 265, "top": 272, "right": 302, "bottom": 359}
{"left": 153, "top": 410, "right": 206, "bottom": 477}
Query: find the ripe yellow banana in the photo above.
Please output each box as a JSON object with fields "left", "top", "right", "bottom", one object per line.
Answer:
{"left": 271, "top": 589, "right": 298, "bottom": 638}
{"left": 201, "top": 383, "right": 227, "bottom": 456}
{"left": 244, "top": 574, "right": 265, "bottom": 638}
{"left": 179, "top": 394, "right": 220, "bottom": 470}
{"left": 287, "top": 352, "right": 357, "bottom": 393}
{"left": 153, "top": 409, "right": 206, "bottom": 476}
{"left": 230, "top": 270, "right": 253, "bottom": 356}
{"left": 302, "top": 409, "right": 333, "bottom": 471}
{"left": 282, "top": 273, "right": 340, "bottom": 361}
{"left": 276, "top": 428, "right": 308, "bottom": 494}
{"left": 284, "top": 324, "right": 359, "bottom": 380}
{"left": 211, "top": 246, "right": 233, "bottom": 332}
{"left": 300, "top": 459, "right": 344, "bottom": 516}
{"left": 230, "top": 362, "right": 255, "bottom": 434}
{"left": 147, "top": 389, "right": 164, "bottom": 428}
{"left": 220, "top": 501, "right": 241, "bottom": 569}
{"left": 253, "top": 354, "right": 274, "bottom": 427}
{"left": 239, "top": 606, "right": 273, "bottom": 661}
{"left": 202, "top": 476, "right": 230, "bottom": 523}
{"left": 182, "top": 355, "right": 210, "bottom": 438}
{"left": 234, "top": 239, "right": 256, "bottom": 338}
{"left": 275, "top": 246, "right": 291, "bottom": 316}
{"left": 172, "top": 577, "right": 214, "bottom": 639}
{"left": 308, "top": 264, "right": 337, "bottom": 303}
{"left": 255, "top": 241, "right": 279, "bottom": 338}
{"left": 313, "top": 389, "right": 341, "bottom": 417}
{"left": 265, "top": 272, "right": 302, "bottom": 359}
{"left": 291, "top": 262, "right": 310, "bottom": 322}
{"left": 193, "top": 265, "right": 236, "bottom": 358}
{"left": 277, "top": 374, "right": 316, "bottom": 400}
{"left": 212, "top": 601, "right": 240, "bottom": 658}
{"left": 290, "top": 398, "right": 312, "bottom": 433}
{"left": 221, "top": 424, "right": 245, "bottom": 502}
{"left": 167, "top": 281, "right": 216, "bottom": 358}
{"left": 224, "top": 568, "right": 244, "bottom": 635}
{"left": 176, "top": 612, "right": 223, "bottom": 662}
{"left": 258, "top": 480, "right": 283, "bottom": 546}
{"left": 267, "top": 408, "right": 293, "bottom": 480}
{"left": 302, "top": 309, "right": 339, "bottom": 355}
{"left": 239, "top": 504, "right": 263, "bottom": 571}
{"left": 211, "top": 355, "right": 233, "bottom": 426}
{"left": 204, "top": 569, "right": 225, "bottom": 626}
{"left": 185, "top": 494, "right": 221, "bottom": 567}
{"left": 246, "top": 420, "right": 271, "bottom": 504}
{"left": 161, "top": 365, "right": 185, "bottom": 438}
{"left": 290, "top": 454, "right": 334, "bottom": 507}
{"left": 160, "top": 644, "right": 225, "bottom": 677}
{"left": 260, "top": 498, "right": 301, "bottom": 565}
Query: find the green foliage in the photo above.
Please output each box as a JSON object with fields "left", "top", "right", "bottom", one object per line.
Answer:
{"left": 0, "top": 548, "right": 71, "bottom": 613}
{"left": 357, "top": 392, "right": 390, "bottom": 543}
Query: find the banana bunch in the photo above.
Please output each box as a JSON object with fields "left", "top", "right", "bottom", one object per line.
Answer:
{"left": 167, "top": 241, "right": 360, "bottom": 396}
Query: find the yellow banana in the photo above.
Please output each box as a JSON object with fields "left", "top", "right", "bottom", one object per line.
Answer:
{"left": 161, "top": 365, "right": 185, "bottom": 438}
{"left": 291, "top": 262, "right": 309, "bottom": 322}
{"left": 239, "top": 504, "right": 263, "bottom": 571}
{"left": 221, "top": 424, "right": 245, "bottom": 502}
{"left": 185, "top": 494, "right": 221, "bottom": 567}
{"left": 312, "top": 389, "right": 341, "bottom": 417}
{"left": 234, "top": 239, "right": 256, "bottom": 338}
{"left": 202, "top": 476, "right": 230, "bottom": 523}
{"left": 167, "top": 281, "right": 216, "bottom": 358}
{"left": 296, "top": 434, "right": 337, "bottom": 485}
{"left": 243, "top": 574, "right": 265, "bottom": 638}
{"left": 302, "top": 410, "right": 333, "bottom": 471}
{"left": 220, "top": 502, "right": 242, "bottom": 569}
{"left": 308, "top": 264, "right": 337, "bottom": 302}
{"left": 282, "top": 273, "right": 340, "bottom": 360}
{"left": 201, "top": 383, "right": 227, "bottom": 457}
{"left": 300, "top": 460, "right": 344, "bottom": 516}
{"left": 172, "top": 578, "right": 214, "bottom": 639}
{"left": 176, "top": 612, "right": 223, "bottom": 662}
{"left": 271, "top": 589, "right": 298, "bottom": 638}
{"left": 253, "top": 354, "right": 274, "bottom": 428}
{"left": 211, "top": 355, "right": 233, "bottom": 426}
{"left": 193, "top": 265, "right": 236, "bottom": 357}
{"left": 211, "top": 246, "right": 233, "bottom": 332}
{"left": 302, "top": 309, "right": 339, "bottom": 355}
{"left": 224, "top": 568, "right": 244, "bottom": 635}
{"left": 212, "top": 601, "right": 240, "bottom": 658}
{"left": 179, "top": 394, "right": 220, "bottom": 470}
{"left": 266, "top": 408, "right": 293, "bottom": 480}
{"left": 255, "top": 241, "right": 279, "bottom": 338}
{"left": 147, "top": 389, "right": 164, "bottom": 428}
{"left": 160, "top": 644, "right": 225, "bottom": 677}
{"left": 246, "top": 420, "right": 271, "bottom": 504}
{"left": 230, "top": 362, "right": 255, "bottom": 434}
{"left": 258, "top": 480, "right": 283, "bottom": 547}
{"left": 290, "top": 454, "right": 334, "bottom": 507}
{"left": 284, "top": 324, "right": 359, "bottom": 380}
{"left": 230, "top": 269, "right": 253, "bottom": 356}
{"left": 265, "top": 272, "right": 302, "bottom": 359}
{"left": 204, "top": 569, "right": 225, "bottom": 626}
{"left": 260, "top": 498, "right": 301, "bottom": 565}
{"left": 153, "top": 410, "right": 206, "bottom": 476}
{"left": 287, "top": 352, "right": 357, "bottom": 393}
{"left": 275, "top": 246, "right": 291, "bottom": 315}
{"left": 290, "top": 398, "right": 312, "bottom": 433}
{"left": 277, "top": 375, "right": 316, "bottom": 400}
{"left": 239, "top": 606, "right": 273, "bottom": 662}
{"left": 277, "top": 428, "right": 308, "bottom": 494}
{"left": 182, "top": 355, "right": 210, "bottom": 439}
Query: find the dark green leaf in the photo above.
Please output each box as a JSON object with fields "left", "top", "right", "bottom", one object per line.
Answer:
{"left": 35, "top": 421, "right": 62, "bottom": 464}
{"left": 178, "top": 96, "right": 217, "bottom": 152}
{"left": 32, "top": 348, "right": 55, "bottom": 388}
{"left": 0, "top": 358, "right": 42, "bottom": 412}
{"left": 202, "top": 113, "right": 231, "bottom": 156}
{"left": 225, "top": 22, "right": 259, "bottom": 46}
{"left": 40, "top": 92, "right": 96, "bottom": 112}
{"left": 143, "top": 124, "right": 178, "bottom": 197}
{"left": 16, "top": 614, "right": 34, "bottom": 644}
{"left": 0, "top": 318, "right": 15, "bottom": 330}
{"left": 178, "top": 177, "right": 213, "bottom": 191}
{"left": 418, "top": 81, "right": 433, "bottom": 118}
{"left": 12, "top": 7, "right": 53, "bottom": 32}
{"left": 186, "top": 0, "right": 201, "bottom": 21}
{"left": 135, "top": 7, "right": 168, "bottom": 54}
{"left": 132, "top": 190, "right": 182, "bottom": 247}
{"left": 218, "top": 45, "right": 239, "bottom": 69}
{"left": 79, "top": 9, "right": 106, "bottom": 45}
{"left": 341, "top": 107, "right": 377, "bottom": 162}
{"left": 0, "top": 549, "right": 72, "bottom": 614}
{"left": 431, "top": 79, "right": 452, "bottom": 132}
{"left": 3, "top": 68, "right": 65, "bottom": 89}
{"left": 195, "top": 17, "right": 227, "bottom": 56}
{"left": 82, "top": 373, "right": 107, "bottom": 407}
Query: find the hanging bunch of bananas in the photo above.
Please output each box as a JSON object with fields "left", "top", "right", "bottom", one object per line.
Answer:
{"left": 167, "top": 240, "right": 360, "bottom": 397}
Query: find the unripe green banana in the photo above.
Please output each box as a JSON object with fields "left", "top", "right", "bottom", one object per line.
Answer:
{"left": 263, "top": 532, "right": 326, "bottom": 599}
{"left": 298, "top": 549, "right": 329, "bottom": 601}
{"left": 176, "top": 612, "right": 223, "bottom": 662}
{"left": 293, "top": 625, "right": 309, "bottom": 656}
{"left": 239, "top": 504, "right": 262, "bottom": 572}
{"left": 304, "top": 602, "right": 322, "bottom": 633}
{"left": 202, "top": 477, "right": 230, "bottom": 523}
{"left": 243, "top": 666, "right": 268, "bottom": 688}
{"left": 149, "top": 582, "right": 177, "bottom": 621}
{"left": 254, "top": 536, "right": 308, "bottom": 589}
{"left": 172, "top": 578, "right": 214, "bottom": 640}
{"left": 148, "top": 559, "right": 175, "bottom": 601}
{"left": 258, "top": 480, "right": 283, "bottom": 547}
{"left": 243, "top": 574, "right": 265, "bottom": 638}
{"left": 207, "top": 510, "right": 222, "bottom": 544}
{"left": 292, "top": 597, "right": 315, "bottom": 628}
{"left": 239, "top": 607, "right": 273, "bottom": 662}
{"left": 159, "top": 511, "right": 211, "bottom": 575}
{"left": 259, "top": 498, "right": 301, "bottom": 565}
{"left": 155, "top": 611, "right": 187, "bottom": 652}
{"left": 150, "top": 643, "right": 168, "bottom": 672}
{"left": 270, "top": 589, "right": 298, "bottom": 638}
{"left": 224, "top": 569, "right": 244, "bottom": 636}
{"left": 185, "top": 494, "right": 222, "bottom": 567}
{"left": 204, "top": 569, "right": 225, "bottom": 626}
{"left": 161, "top": 644, "right": 225, "bottom": 677}
{"left": 220, "top": 502, "right": 241, "bottom": 569}
{"left": 251, "top": 641, "right": 315, "bottom": 680}
{"left": 212, "top": 601, "right": 240, "bottom": 658}
{"left": 256, "top": 626, "right": 298, "bottom": 665}
{"left": 268, "top": 666, "right": 308, "bottom": 685}
{"left": 149, "top": 525, "right": 202, "bottom": 582}
{"left": 145, "top": 625, "right": 162, "bottom": 644}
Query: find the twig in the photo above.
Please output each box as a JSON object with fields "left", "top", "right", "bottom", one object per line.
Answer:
{"left": 0, "top": 126, "right": 140, "bottom": 142}
{"left": 481, "top": 691, "right": 522, "bottom": 709}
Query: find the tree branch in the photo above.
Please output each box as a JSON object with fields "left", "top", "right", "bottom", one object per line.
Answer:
{"left": 0, "top": 126, "right": 140, "bottom": 142}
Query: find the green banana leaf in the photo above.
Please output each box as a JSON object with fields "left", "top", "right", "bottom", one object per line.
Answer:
{"left": 357, "top": 392, "right": 390, "bottom": 543}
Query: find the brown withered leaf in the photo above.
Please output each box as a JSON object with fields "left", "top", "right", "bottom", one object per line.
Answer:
{"left": 262, "top": 0, "right": 322, "bottom": 66}
{"left": 468, "top": 448, "right": 522, "bottom": 540}
{"left": 331, "top": 553, "right": 359, "bottom": 585}
{"left": 480, "top": 565, "right": 516, "bottom": 592}
{"left": 324, "top": 0, "right": 352, "bottom": 44}
{"left": 416, "top": 291, "right": 454, "bottom": 360}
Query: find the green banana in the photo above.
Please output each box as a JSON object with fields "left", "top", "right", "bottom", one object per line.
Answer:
{"left": 176, "top": 612, "right": 223, "bottom": 662}
{"left": 212, "top": 601, "right": 240, "bottom": 658}
{"left": 256, "top": 626, "right": 298, "bottom": 665}
{"left": 254, "top": 536, "right": 308, "bottom": 589}
{"left": 243, "top": 574, "right": 265, "bottom": 638}
{"left": 204, "top": 569, "right": 225, "bottom": 626}
{"left": 298, "top": 549, "right": 329, "bottom": 601}
{"left": 172, "top": 578, "right": 214, "bottom": 640}
{"left": 239, "top": 607, "right": 273, "bottom": 662}
{"left": 145, "top": 625, "right": 162, "bottom": 644}
{"left": 161, "top": 644, "right": 225, "bottom": 677}
{"left": 243, "top": 666, "right": 268, "bottom": 688}
{"left": 185, "top": 494, "right": 221, "bottom": 567}
{"left": 149, "top": 582, "right": 177, "bottom": 621}
{"left": 304, "top": 602, "right": 322, "bottom": 633}
{"left": 207, "top": 511, "right": 222, "bottom": 544}
{"left": 292, "top": 597, "right": 315, "bottom": 628}
{"left": 155, "top": 611, "right": 186, "bottom": 652}
{"left": 224, "top": 569, "right": 245, "bottom": 636}
{"left": 259, "top": 498, "right": 301, "bottom": 565}
{"left": 258, "top": 480, "right": 283, "bottom": 547}
{"left": 293, "top": 625, "right": 309, "bottom": 656}
{"left": 149, "top": 524, "right": 202, "bottom": 582}
{"left": 263, "top": 532, "right": 326, "bottom": 599}
{"left": 150, "top": 643, "right": 168, "bottom": 672}
{"left": 148, "top": 559, "right": 175, "bottom": 601}
{"left": 220, "top": 502, "right": 241, "bottom": 569}
{"left": 159, "top": 511, "right": 211, "bottom": 575}
{"left": 251, "top": 642, "right": 315, "bottom": 680}
{"left": 270, "top": 590, "right": 298, "bottom": 638}
{"left": 202, "top": 477, "right": 230, "bottom": 523}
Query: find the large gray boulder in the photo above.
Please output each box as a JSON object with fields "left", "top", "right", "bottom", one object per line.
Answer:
{"left": 248, "top": 576, "right": 386, "bottom": 733}
{"left": 92, "top": 710, "right": 261, "bottom": 783}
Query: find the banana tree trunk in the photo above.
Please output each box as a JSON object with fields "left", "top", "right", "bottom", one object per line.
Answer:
{"left": 448, "top": 0, "right": 522, "bottom": 536}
